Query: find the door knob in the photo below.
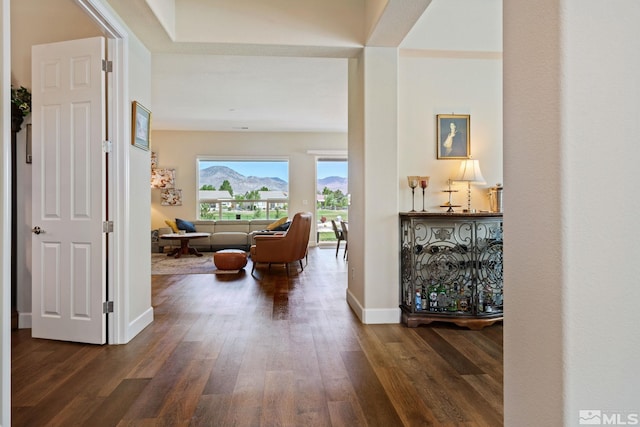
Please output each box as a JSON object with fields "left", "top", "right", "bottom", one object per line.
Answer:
{"left": 32, "top": 226, "right": 44, "bottom": 235}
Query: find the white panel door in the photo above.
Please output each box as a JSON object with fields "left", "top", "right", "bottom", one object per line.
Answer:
{"left": 31, "top": 37, "right": 107, "bottom": 344}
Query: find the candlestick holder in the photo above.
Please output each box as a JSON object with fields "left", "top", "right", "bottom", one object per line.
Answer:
{"left": 407, "top": 176, "right": 419, "bottom": 212}
{"left": 419, "top": 176, "right": 430, "bottom": 212}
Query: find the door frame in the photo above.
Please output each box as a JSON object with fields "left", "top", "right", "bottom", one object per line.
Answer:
{"left": 1, "top": 0, "right": 132, "bottom": 424}
{"left": 72, "top": 0, "right": 129, "bottom": 345}
{"left": 2, "top": 3, "right": 12, "bottom": 426}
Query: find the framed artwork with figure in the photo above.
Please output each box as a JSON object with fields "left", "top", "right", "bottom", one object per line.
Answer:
{"left": 437, "top": 114, "right": 470, "bottom": 159}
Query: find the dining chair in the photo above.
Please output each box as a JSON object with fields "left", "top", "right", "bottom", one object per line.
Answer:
{"left": 340, "top": 221, "right": 348, "bottom": 260}
{"left": 331, "top": 219, "right": 344, "bottom": 257}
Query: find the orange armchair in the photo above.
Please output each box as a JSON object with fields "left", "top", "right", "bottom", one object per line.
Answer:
{"left": 250, "top": 212, "right": 312, "bottom": 275}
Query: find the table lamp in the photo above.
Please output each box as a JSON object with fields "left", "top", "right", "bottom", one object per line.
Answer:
{"left": 453, "top": 159, "right": 486, "bottom": 212}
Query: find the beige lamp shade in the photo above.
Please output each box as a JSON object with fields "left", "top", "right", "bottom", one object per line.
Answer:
{"left": 454, "top": 159, "right": 486, "bottom": 184}
{"left": 453, "top": 159, "right": 486, "bottom": 212}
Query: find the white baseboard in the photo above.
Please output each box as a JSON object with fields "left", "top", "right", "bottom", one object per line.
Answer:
{"left": 346, "top": 288, "right": 365, "bottom": 322}
{"left": 125, "top": 307, "right": 154, "bottom": 343}
{"left": 346, "top": 289, "right": 400, "bottom": 324}
{"left": 18, "top": 312, "right": 31, "bottom": 329}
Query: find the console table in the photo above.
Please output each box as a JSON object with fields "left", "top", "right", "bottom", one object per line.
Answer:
{"left": 399, "top": 212, "right": 503, "bottom": 329}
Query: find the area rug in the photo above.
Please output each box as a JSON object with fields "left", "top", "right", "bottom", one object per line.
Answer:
{"left": 151, "top": 253, "right": 242, "bottom": 275}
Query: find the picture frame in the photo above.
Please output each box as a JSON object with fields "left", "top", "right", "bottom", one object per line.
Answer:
{"left": 161, "top": 188, "right": 183, "bottom": 206}
{"left": 150, "top": 168, "right": 175, "bottom": 189}
{"left": 131, "top": 101, "right": 151, "bottom": 151}
{"left": 437, "top": 114, "right": 470, "bottom": 159}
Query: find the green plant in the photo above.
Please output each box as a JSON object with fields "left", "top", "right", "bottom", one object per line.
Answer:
{"left": 11, "top": 85, "right": 31, "bottom": 116}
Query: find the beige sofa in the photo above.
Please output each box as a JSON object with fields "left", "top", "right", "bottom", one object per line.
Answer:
{"left": 156, "top": 219, "right": 280, "bottom": 252}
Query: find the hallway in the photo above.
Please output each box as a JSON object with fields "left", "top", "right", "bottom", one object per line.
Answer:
{"left": 12, "top": 247, "right": 502, "bottom": 426}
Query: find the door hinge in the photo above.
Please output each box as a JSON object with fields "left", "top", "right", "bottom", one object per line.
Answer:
{"left": 103, "top": 220, "right": 114, "bottom": 233}
{"left": 102, "top": 59, "right": 113, "bottom": 72}
{"left": 103, "top": 301, "right": 114, "bottom": 314}
{"left": 102, "top": 140, "right": 112, "bottom": 153}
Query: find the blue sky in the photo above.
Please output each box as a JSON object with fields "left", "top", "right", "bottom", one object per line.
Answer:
{"left": 317, "top": 160, "right": 348, "bottom": 179}
{"left": 199, "top": 160, "right": 347, "bottom": 181}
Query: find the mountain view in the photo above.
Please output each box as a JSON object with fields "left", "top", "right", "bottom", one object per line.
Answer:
{"left": 200, "top": 166, "right": 288, "bottom": 194}
{"left": 200, "top": 166, "right": 348, "bottom": 194}
{"left": 317, "top": 176, "right": 348, "bottom": 194}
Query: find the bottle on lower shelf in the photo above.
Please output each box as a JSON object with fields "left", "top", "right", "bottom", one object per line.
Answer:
{"left": 415, "top": 291, "right": 422, "bottom": 311}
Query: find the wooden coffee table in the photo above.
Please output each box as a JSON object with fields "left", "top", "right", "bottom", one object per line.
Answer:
{"left": 161, "top": 232, "right": 211, "bottom": 258}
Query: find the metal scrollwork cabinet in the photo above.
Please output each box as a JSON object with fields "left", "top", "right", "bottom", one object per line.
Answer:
{"left": 399, "top": 212, "right": 503, "bottom": 329}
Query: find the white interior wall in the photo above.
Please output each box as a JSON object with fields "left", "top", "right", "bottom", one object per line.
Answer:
{"left": 364, "top": 0, "right": 389, "bottom": 40}
{"left": 10, "top": 0, "right": 101, "bottom": 83}
{"left": 149, "top": 130, "right": 348, "bottom": 237}
{"left": 126, "top": 37, "right": 153, "bottom": 336}
{"left": 361, "top": 47, "right": 399, "bottom": 317}
{"left": 145, "top": 0, "right": 176, "bottom": 40}
{"left": 346, "top": 53, "right": 365, "bottom": 315}
{"left": 503, "top": 2, "right": 563, "bottom": 423}
{"left": 398, "top": 51, "right": 503, "bottom": 212}
{"left": 176, "top": 0, "right": 364, "bottom": 47}
{"left": 402, "top": 0, "right": 501, "bottom": 53}
{"left": 563, "top": 0, "right": 640, "bottom": 421}
{"left": 504, "top": 1, "right": 640, "bottom": 425}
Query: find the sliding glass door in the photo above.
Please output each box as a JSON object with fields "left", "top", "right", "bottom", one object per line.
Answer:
{"left": 316, "top": 159, "right": 348, "bottom": 244}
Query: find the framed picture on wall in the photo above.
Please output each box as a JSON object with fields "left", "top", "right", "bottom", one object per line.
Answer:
{"left": 437, "top": 114, "right": 470, "bottom": 159}
{"left": 151, "top": 168, "right": 175, "bottom": 189}
{"left": 131, "top": 101, "right": 151, "bottom": 151}
{"left": 161, "top": 188, "right": 183, "bottom": 206}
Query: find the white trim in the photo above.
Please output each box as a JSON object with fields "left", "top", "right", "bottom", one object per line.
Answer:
{"left": 307, "top": 149, "right": 348, "bottom": 157}
{"left": 346, "top": 288, "right": 400, "bottom": 324}
{"left": 1, "top": 1, "right": 11, "bottom": 424}
{"left": 126, "top": 307, "right": 153, "bottom": 342}
{"left": 110, "top": 24, "right": 133, "bottom": 346}
{"left": 74, "top": 0, "right": 137, "bottom": 344}
{"left": 74, "top": 0, "right": 127, "bottom": 39}
{"left": 361, "top": 307, "right": 401, "bottom": 324}
{"left": 346, "top": 288, "right": 364, "bottom": 321}
{"left": 18, "top": 312, "right": 31, "bottom": 329}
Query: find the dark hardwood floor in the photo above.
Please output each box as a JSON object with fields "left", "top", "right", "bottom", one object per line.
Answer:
{"left": 11, "top": 247, "right": 503, "bottom": 426}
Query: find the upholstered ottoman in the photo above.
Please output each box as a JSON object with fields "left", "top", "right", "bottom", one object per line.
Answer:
{"left": 213, "top": 249, "right": 248, "bottom": 270}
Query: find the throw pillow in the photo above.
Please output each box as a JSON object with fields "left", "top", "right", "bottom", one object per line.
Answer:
{"left": 266, "top": 216, "right": 288, "bottom": 231}
{"left": 175, "top": 218, "right": 197, "bottom": 232}
{"left": 165, "top": 219, "right": 180, "bottom": 233}
{"left": 273, "top": 221, "right": 291, "bottom": 231}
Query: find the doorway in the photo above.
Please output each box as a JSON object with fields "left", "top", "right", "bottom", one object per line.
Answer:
{"left": 316, "top": 158, "right": 348, "bottom": 246}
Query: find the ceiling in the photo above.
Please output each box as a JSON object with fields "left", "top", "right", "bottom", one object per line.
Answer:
{"left": 105, "top": 0, "right": 501, "bottom": 133}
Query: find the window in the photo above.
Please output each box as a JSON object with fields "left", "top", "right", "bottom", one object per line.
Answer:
{"left": 197, "top": 159, "right": 289, "bottom": 220}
